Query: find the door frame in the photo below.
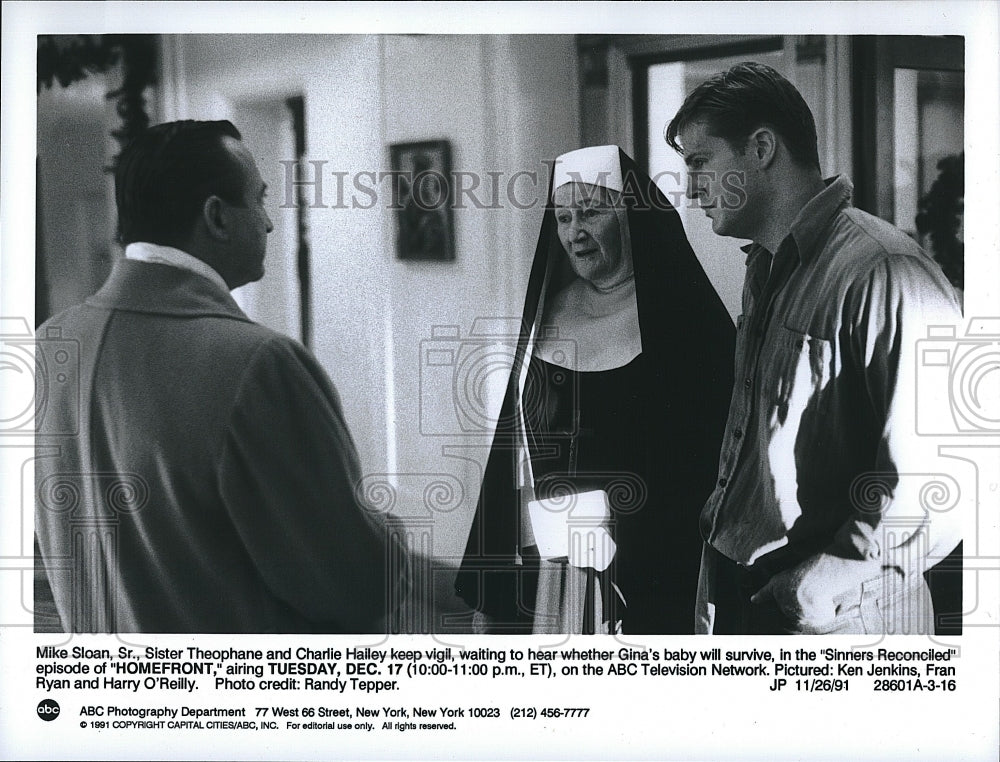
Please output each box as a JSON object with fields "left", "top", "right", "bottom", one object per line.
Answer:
{"left": 851, "top": 35, "right": 964, "bottom": 219}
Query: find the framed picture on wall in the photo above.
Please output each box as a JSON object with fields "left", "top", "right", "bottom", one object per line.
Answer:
{"left": 390, "top": 140, "right": 455, "bottom": 261}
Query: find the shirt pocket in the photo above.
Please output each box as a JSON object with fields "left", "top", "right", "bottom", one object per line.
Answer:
{"left": 763, "top": 326, "right": 834, "bottom": 430}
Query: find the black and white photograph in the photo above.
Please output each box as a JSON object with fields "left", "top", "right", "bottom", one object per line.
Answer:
{"left": 2, "top": 2, "right": 998, "bottom": 761}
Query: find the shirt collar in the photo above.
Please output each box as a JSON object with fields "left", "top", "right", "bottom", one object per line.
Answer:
{"left": 125, "top": 242, "right": 229, "bottom": 293}
{"left": 788, "top": 175, "right": 853, "bottom": 262}
{"left": 741, "top": 175, "right": 854, "bottom": 267}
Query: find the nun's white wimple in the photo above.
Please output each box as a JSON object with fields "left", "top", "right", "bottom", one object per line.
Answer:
{"left": 552, "top": 145, "right": 623, "bottom": 192}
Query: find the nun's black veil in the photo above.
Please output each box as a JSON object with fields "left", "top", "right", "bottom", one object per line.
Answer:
{"left": 454, "top": 150, "right": 735, "bottom": 633}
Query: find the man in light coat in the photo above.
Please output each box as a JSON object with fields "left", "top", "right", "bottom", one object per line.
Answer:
{"left": 35, "top": 120, "right": 407, "bottom": 633}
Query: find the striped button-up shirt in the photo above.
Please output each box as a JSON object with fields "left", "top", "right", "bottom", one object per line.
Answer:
{"left": 701, "top": 175, "right": 962, "bottom": 572}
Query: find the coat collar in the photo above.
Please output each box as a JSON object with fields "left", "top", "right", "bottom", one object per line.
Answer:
{"left": 86, "top": 258, "right": 252, "bottom": 322}
{"left": 124, "top": 241, "right": 229, "bottom": 293}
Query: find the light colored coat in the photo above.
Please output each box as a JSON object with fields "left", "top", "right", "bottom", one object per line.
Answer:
{"left": 35, "top": 258, "right": 404, "bottom": 632}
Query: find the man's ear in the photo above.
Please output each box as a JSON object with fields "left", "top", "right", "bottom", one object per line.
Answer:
{"left": 202, "top": 195, "right": 229, "bottom": 242}
{"left": 750, "top": 127, "right": 778, "bottom": 170}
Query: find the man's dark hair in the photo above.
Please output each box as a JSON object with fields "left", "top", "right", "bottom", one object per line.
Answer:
{"left": 115, "top": 120, "right": 246, "bottom": 247}
{"left": 664, "top": 62, "right": 821, "bottom": 171}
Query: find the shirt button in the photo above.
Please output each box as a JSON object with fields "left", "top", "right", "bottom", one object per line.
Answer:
{"left": 718, "top": 477, "right": 728, "bottom": 488}
{"left": 744, "top": 378, "right": 752, "bottom": 388}
{"left": 733, "top": 428, "right": 743, "bottom": 439}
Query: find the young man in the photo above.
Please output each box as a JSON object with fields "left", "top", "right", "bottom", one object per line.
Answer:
{"left": 665, "top": 63, "right": 962, "bottom": 634}
{"left": 35, "top": 120, "right": 407, "bottom": 632}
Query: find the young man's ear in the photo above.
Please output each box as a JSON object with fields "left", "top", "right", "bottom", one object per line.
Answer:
{"left": 201, "top": 195, "right": 229, "bottom": 241}
{"left": 750, "top": 127, "right": 778, "bottom": 169}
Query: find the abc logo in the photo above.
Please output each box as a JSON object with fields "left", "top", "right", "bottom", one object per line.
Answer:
{"left": 37, "top": 699, "right": 60, "bottom": 721}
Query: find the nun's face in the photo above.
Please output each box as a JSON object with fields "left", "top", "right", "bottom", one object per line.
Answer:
{"left": 553, "top": 183, "right": 628, "bottom": 288}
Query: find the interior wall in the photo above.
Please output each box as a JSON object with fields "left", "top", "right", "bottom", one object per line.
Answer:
{"left": 168, "top": 34, "right": 580, "bottom": 565}
{"left": 229, "top": 100, "right": 300, "bottom": 341}
{"left": 36, "top": 75, "right": 118, "bottom": 319}
{"left": 382, "top": 35, "right": 579, "bottom": 563}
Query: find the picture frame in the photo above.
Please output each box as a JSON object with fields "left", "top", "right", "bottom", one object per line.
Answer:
{"left": 389, "top": 139, "right": 455, "bottom": 261}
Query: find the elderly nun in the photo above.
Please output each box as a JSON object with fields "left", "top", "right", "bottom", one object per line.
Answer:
{"left": 456, "top": 146, "right": 735, "bottom": 634}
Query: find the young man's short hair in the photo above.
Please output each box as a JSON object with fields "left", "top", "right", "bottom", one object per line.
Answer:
{"left": 665, "top": 61, "right": 821, "bottom": 171}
